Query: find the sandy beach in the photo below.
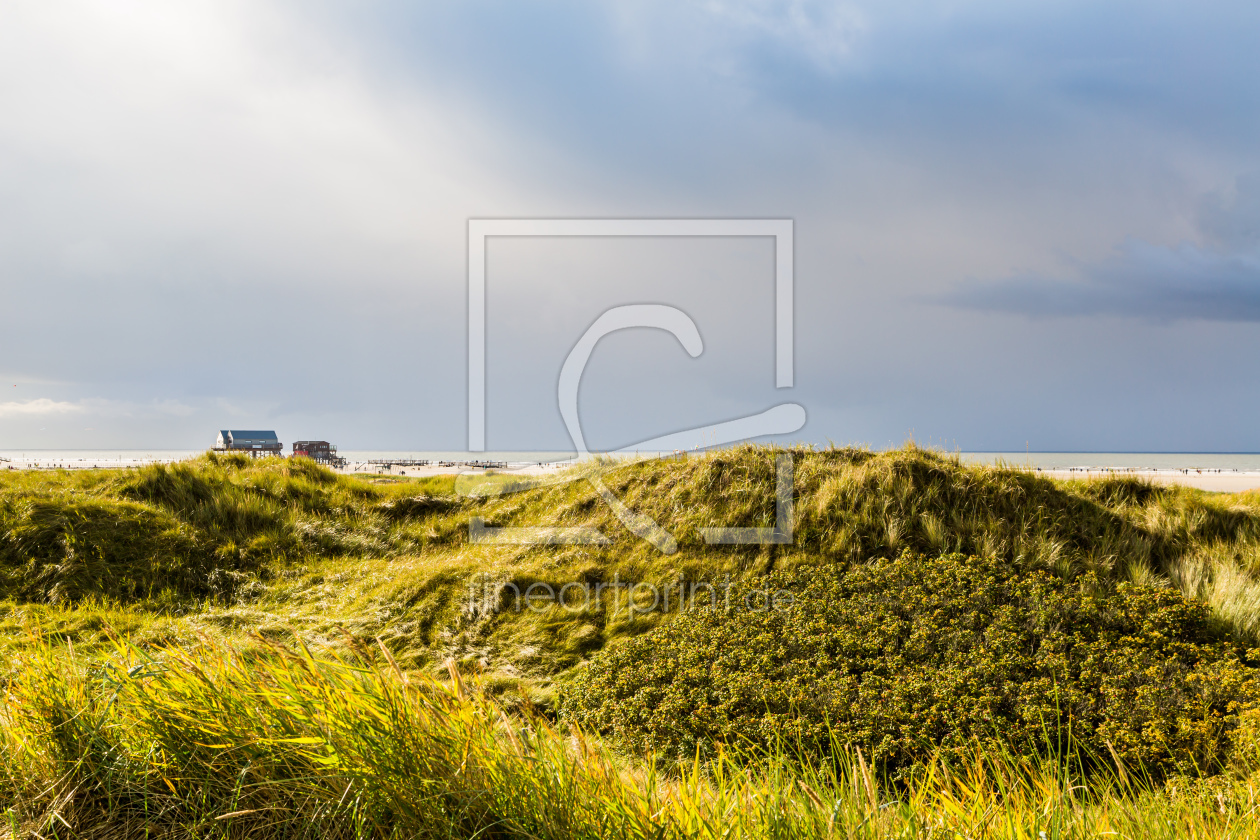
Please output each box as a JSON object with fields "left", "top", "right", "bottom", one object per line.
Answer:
{"left": 0, "top": 455, "right": 571, "bottom": 478}
{"left": 1, "top": 455, "right": 192, "bottom": 471}
{"left": 1031, "top": 468, "right": 1260, "bottom": 492}
{"left": 334, "top": 461, "right": 570, "bottom": 479}
{"left": 4, "top": 454, "right": 1259, "bottom": 492}
{"left": 350, "top": 463, "right": 1260, "bottom": 492}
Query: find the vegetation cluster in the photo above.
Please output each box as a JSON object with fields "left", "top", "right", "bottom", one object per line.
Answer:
{"left": 564, "top": 553, "right": 1260, "bottom": 776}
{"left": 4, "top": 446, "right": 1260, "bottom": 836}
{"left": 5, "top": 634, "right": 1260, "bottom": 839}
{"left": 0, "top": 453, "right": 455, "bottom": 607}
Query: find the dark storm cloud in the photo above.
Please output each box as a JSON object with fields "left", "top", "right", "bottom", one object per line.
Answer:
{"left": 946, "top": 175, "right": 1260, "bottom": 322}
{"left": 294, "top": 1, "right": 1260, "bottom": 187}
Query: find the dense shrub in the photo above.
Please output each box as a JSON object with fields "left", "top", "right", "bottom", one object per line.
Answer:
{"left": 562, "top": 552, "right": 1260, "bottom": 778}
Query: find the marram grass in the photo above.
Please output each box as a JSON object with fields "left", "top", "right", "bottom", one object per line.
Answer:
{"left": 8, "top": 445, "right": 1260, "bottom": 683}
{"left": 3, "top": 635, "right": 1260, "bottom": 839}
{"left": 7, "top": 448, "right": 1260, "bottom": 836}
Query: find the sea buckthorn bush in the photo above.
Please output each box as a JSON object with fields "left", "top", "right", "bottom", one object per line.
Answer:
{"left": 562, "top": 552, "right": 1260, "bottom": 778}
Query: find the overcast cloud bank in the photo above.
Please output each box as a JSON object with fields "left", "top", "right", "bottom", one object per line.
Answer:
{"left": 2, "top": 0, "right": 1259, "bottom": 452}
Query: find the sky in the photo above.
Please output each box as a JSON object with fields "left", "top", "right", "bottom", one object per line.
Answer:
{"left": 2, "top": 0, "right": 1259, "bottom": 453}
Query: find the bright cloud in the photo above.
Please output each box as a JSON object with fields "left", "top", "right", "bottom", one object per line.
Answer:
{"left": 0, "top": 399, "right": 83, "bottom": 418}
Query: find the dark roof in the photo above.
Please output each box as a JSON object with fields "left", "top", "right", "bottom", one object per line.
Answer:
{"left": 226, "top": 430, "right": 280, "bottom": 442}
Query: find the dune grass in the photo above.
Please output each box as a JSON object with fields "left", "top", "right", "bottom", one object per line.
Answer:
{"left": 4, "top": 634, "right": 1260, "bottom": 839}
{"left": 5, "top": 445, "right": 1260, "bottom": 684}
{"left": 6, "top": 447, "right": 1260, "bottom": 835}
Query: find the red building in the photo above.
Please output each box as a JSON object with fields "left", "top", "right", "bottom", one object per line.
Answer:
{"left": 292, "top": 440, "right": 346, "bottom": 467}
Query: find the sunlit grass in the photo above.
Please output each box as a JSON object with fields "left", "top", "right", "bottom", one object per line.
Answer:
{"left": 6, "top": 447, "right": 1260, "bottom": 835}
{"left": 6, "top": 445, "right": 1260, "bottom": 684}
{"left": 3, "top": 635, "right": 1260, "bottom": 839}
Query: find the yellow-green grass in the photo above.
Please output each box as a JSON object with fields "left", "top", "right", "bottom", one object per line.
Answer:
{"left": 6, "top": 446, "right": 1260, "bottom": 836}
{"left": 4, "top": 634, "right": 1260, "bottom": 839}
{"left": 5, "top": 446, "right": 1260, "bottom": 681}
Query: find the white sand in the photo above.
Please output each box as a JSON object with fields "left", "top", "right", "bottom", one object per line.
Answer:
{"left": 1032, "top": 468, "right": 1260, "bottom": 492}
{"left": 2, "top": 456, "right": 189, "bottom": 471}
{"left": 1, "top": 458, "right": 568, "bottom": 477}
{"left": 332, "top": 461, "right": 569, "bottom": 479}
{"left": 6, "top": 457, "right": 1260, "bottom": 493}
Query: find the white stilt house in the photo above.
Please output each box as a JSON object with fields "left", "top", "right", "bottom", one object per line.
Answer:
{"left": 213, "top": 430, "right": 283, "bottom": 457}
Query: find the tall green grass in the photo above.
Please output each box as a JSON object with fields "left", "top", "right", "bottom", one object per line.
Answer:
{"left": 4, "top": 635, "right": 1260, "bottom": 839}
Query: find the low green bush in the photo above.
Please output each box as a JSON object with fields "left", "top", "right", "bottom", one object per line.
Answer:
{"left": 562, "top": 552, "right": 1260, "bottom": 778}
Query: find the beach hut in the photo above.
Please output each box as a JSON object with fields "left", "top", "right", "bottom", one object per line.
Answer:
{"left": 214, "top": 430, "right": 283, "bottom": 456}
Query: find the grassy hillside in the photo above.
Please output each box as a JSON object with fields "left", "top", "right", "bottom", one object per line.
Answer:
{"left": 5, "top": 446, "right": 1260, "bottom": 836}
{"left": 6, "top": 445, "right": 1260, "bottom": 666}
